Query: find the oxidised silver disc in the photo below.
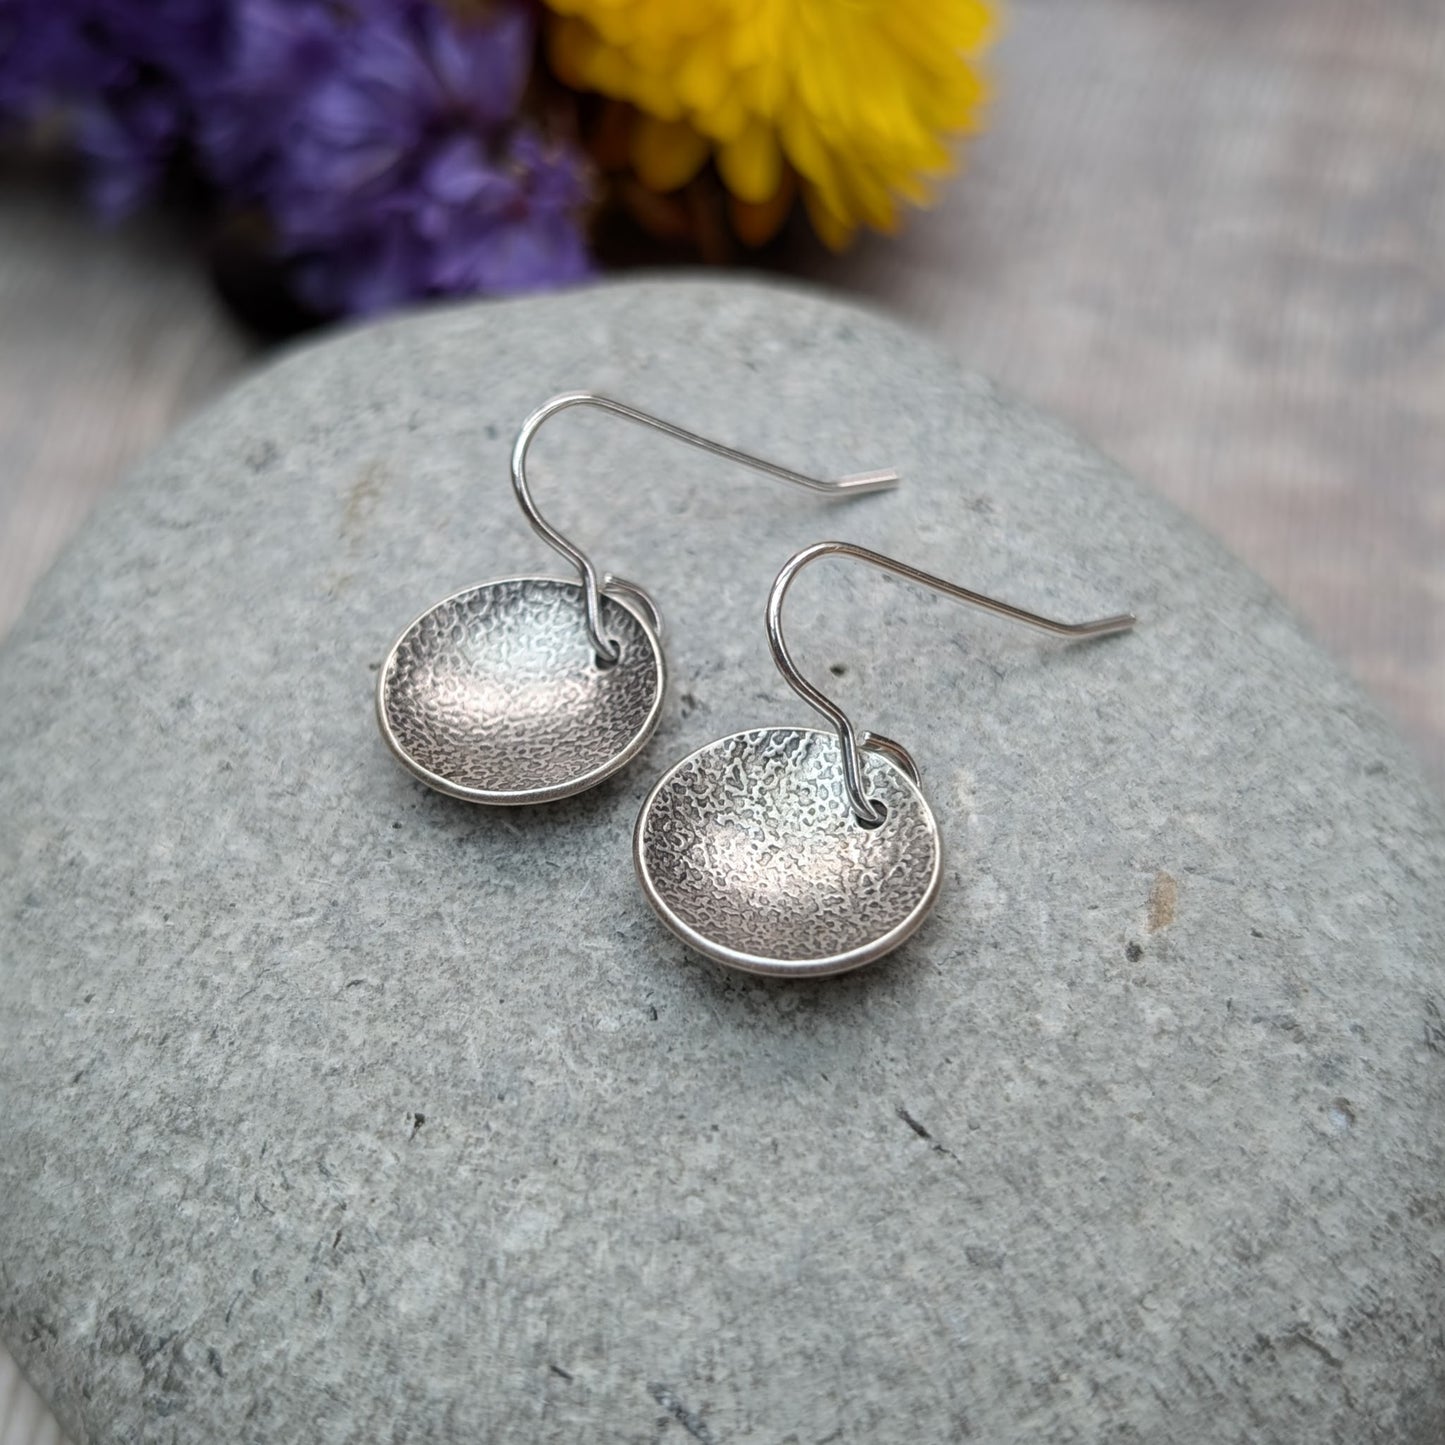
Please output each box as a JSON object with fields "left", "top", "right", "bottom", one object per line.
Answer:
{"left": 377, "top": 576, "right": 665, "bottom": 805}
{"left": 634, "top": 726, "right": 942, "bottom": 976}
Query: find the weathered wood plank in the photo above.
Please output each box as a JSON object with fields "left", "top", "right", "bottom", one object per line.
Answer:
{"left": 790, "top": 0, "right": 1445, "bottom": 789}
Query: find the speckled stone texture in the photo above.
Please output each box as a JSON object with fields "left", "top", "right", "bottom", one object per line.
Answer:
{"left": 0, "top": 279, "right": 1442, "bottom": 1445}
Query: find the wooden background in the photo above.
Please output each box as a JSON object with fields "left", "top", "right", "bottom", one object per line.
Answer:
{"left": 2, "top": 0, "right": 1442, "bottom": 1438}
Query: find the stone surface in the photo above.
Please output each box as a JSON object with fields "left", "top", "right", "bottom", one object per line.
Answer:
{"left": 0, "top": 278, "right": 1442, "bottom": 1444}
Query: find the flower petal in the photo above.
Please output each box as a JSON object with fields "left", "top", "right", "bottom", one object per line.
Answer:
{"left": 717, "top": 117, "right": 783, "bottom": 205}
{"left": 630, "top": 113, "right": 710, "bottom": 193}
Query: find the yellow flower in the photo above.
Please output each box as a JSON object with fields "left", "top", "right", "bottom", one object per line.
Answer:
{"left": 543, "top": 0, "right": 996, "bottom": 247}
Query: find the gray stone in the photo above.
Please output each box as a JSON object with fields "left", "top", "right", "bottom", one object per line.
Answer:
{"left": 1, "top": 278, "right": 1442, "bottom": 1444}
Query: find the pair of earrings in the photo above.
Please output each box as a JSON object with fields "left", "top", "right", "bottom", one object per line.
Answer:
{"left": 377, "top": 395, "right": 1135, "bottom": 977}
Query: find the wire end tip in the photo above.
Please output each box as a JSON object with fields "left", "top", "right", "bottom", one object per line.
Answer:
{"left": 833, "top": 469, "right": 902, "bottom": 494}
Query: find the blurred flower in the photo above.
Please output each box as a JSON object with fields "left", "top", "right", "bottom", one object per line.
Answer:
{"left": 0, "top": 0, "right": 225, "bottom": 215}
{"left": 86, "top": 3, "right": 229, "bottom": 217}
{"left": 0, "top": 0, "right": 594, "bottom": 316}
{"left": 543, "top": 0, "right": 995, "bottom": 247}
{"left": 210, "top": 0, "right": 593, "bottom": 314}
{"left": 0, "top": 2, "right": 111, "bottom": 122}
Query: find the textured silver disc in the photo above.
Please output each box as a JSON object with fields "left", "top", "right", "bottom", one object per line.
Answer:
{"left": 377, "top": 576, "right": 665, "bottom": 804}
{"left": 634, "top": 726, "right": 942, "bottom": 976}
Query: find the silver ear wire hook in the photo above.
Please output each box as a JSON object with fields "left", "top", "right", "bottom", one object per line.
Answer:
{"left": 767, "top": 541, "right": 1138, "bottom": 826}
{"left": 511, "top": 393, "right": 902, "bottom": 662}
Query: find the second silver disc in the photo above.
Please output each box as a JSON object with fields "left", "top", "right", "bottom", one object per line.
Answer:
{"left": 634, "top": 726, "right": 942, "bottom": 976}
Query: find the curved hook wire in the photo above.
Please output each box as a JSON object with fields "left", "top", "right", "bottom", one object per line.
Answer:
{"left": 766, "top": 541, "right": 1138, "bottom": 825}
{"left": 511, "top": 392, "right": 901, "bottom": 661}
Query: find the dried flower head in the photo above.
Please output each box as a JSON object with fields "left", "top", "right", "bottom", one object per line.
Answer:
{"left": 0, "top": 0, "right": 595, "bottom": 315}
{"left": 544, "top": 0, "right": 995, "bottom": 246}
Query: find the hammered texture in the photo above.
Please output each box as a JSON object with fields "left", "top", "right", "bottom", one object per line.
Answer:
{"left": 636, "top": 727, "right": 941, "bottom": 971}
{"left": 379, "top": 577, "right": 662, "bottom": 801}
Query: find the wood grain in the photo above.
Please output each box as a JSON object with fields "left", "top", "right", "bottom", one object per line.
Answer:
{"left": 0, "top": 153, "right": 251, "bottom": 635}
{"left": 780, "top": 0, "right": 1445, "bottom": 792}
{"left": 1, "top": 3, "right": 1442, "bottom": 1431}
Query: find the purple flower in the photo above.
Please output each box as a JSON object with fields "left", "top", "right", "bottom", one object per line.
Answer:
{"left": 0, "top": 0, "right": 594, "bottom": 314}
{"left": 0, "top": 0, "right": 227, "bottom": 215}
{"left": 214, "top": 0, "right": 592, "bottom": 314}
{"left": 0, "top": 3, "right": 108, "bottom": 123}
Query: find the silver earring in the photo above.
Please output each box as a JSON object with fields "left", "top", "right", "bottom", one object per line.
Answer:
{"left": 633, "top": 541, "right": 1136, "bottom": 977}
{"left": 376, "top": 395, "right": 899, "bottom": 805}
